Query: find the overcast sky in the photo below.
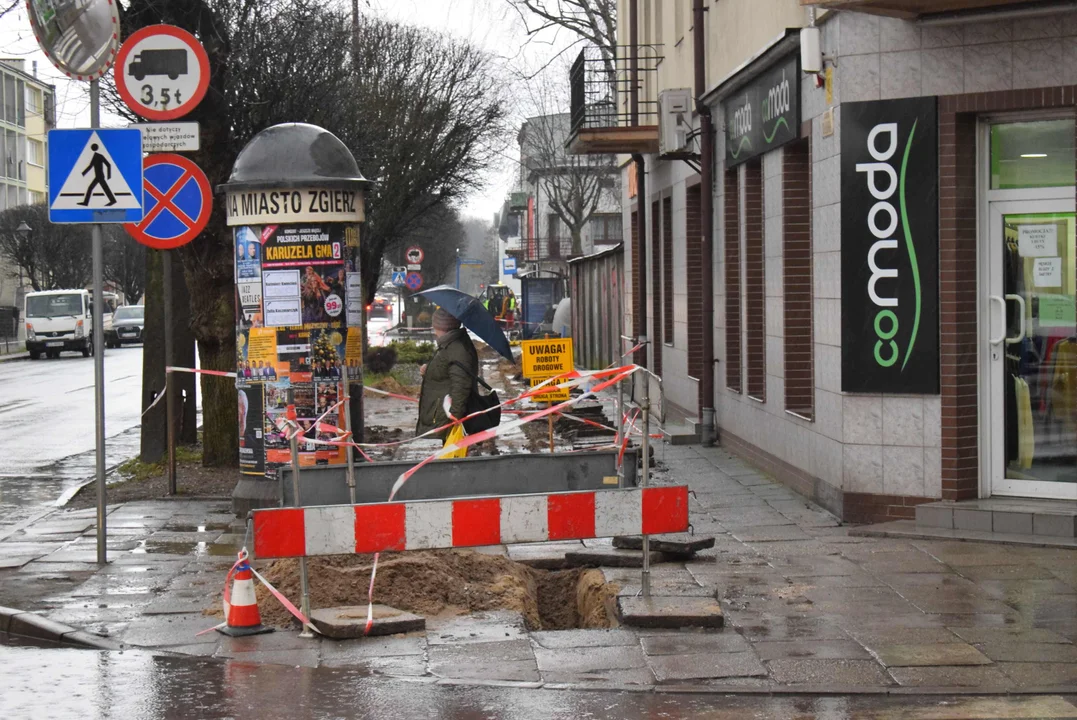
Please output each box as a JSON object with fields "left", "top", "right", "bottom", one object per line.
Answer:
{"left": 0, "top": 0, "right": 576, "bottom": 221}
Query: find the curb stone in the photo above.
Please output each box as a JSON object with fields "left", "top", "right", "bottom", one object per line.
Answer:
{"left": 1, "top": 606, "right": 123, "bottom": 650}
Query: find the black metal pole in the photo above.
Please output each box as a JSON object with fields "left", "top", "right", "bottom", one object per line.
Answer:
{"left": 694, "top": 0, "right": 716, "bottom": 446}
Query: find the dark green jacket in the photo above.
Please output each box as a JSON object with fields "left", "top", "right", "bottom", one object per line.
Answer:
{"left": 416, "top": 328, "right": 478, "bottom": 437}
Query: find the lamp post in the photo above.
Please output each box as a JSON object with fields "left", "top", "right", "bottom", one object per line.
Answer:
{"left": 15, "top": 222, "right": 30, "bottom": 348}
{"left": 455, "top": 246, "right": 461, "bottom": 290}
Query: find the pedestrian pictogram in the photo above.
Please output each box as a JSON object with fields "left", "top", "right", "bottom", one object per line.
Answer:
{"left": 48, "top": 128, "right": 144, "bottom": 224}
{"left": 405, "top": 272, "right": 423, "bottom": 291}
{"left": 124, "top": 153, "right": 212, "bottom": 250}
{"left": 391, "top": 268, "right": 407, "bottom": 287}
{"left": 114, "top": 25, "right": 210, "bottom": 121}
{"left": 405, "top": 246, "right": 424, "bottom": 264}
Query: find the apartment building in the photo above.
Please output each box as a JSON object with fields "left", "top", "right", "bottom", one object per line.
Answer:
{"left": 0, "top": 59, "right": 56, "bottom": 333}
{"left": 569, "top": 0, "right": 1077, "bottom": 529}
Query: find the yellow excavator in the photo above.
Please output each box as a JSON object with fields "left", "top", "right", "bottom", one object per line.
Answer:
{"left": 479, "top": 283, "right": 518, "bottom": 334}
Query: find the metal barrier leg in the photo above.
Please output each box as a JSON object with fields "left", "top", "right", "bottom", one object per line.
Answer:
{"left": 615, "top": 376, "right": 625, "bottom": 489}
{"left": 342, "top": 391, "right": 357, "bottom": 505}
{"left": 287, "top": 389, "right": 314, "bottom": 639}
{"left": 639, "top": 335, "right": 651, "bottom": 598}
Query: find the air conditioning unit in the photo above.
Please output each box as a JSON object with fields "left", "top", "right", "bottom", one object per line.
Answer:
{"left": 658, "top": 88, "right": 692, "bottom": 156}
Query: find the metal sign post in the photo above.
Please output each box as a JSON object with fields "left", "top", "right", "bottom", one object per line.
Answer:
{"left": 287, "top": 389, "right": 314, "bottom": 638}
{"left": 638, "top": 335, "right": 651, "bottom": 598}
{"left": 90, "top": 80, "right": 107, "bottom": 566}
{"left": 163, "top": 250, "right": 176, "bottom": 495}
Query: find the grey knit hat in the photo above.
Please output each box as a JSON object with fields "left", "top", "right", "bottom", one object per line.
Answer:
{"left": 432, "top": 306, "right": 461, "bottom": 332}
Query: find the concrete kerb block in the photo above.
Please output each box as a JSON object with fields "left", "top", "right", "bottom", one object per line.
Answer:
{"left": 617, "top": 595, "right": 724, "bottom": 630}
{"left": 7, "top": 611, "right": 81, "bottom": 644}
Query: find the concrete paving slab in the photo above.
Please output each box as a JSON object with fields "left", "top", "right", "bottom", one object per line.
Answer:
{"left": 948, "top": 626, "right": 1073, "bottom": 645}
{"left": 845, "top": 626, "right": 962, "bottom": 648}
{"left": 618, "top": 594, "right": 724, "bottom": 629}
{"left": 425, "top": 611, "right": 527, "bottom": 645}
{"left": 564, "top": 548, "right": 669, "bottom": 568}
{"left": 958, "top": 564, "right": 1060, "bottom": 581}
{"left": 142, "top": 598, "right": 209, "bottom": 615}
{"left": 612, "top": 534, "right": 715, "bottom": 555}
{"left": 427, "top": 639, "right": 539, "bottom": 682}
{"left": 540, "top": 667, "right": 655, "bottom": 686}
{"left": 730, "top": 525, "right": 814, "bottom": 543}
{"left": 311, "top": 605, "right": 425, "bottom": 639}
{"left": 975, "top": 578, "right": 1077, "bottom": 601}
{"left": 765, "top": 658, "right": 894, "bottom": 686}
{"left": 752, "top": 640, "right": 872, "bottom": 661}
{"left": 998, "top": 661, "right": 1077, "bottom": 688}
{"left": 119, "top": 613, "right": 221, "bottom": 647}
{"left": 533, "top": 644, "right": 648, "bottom": 673}
{"left": 0, "top": 555, "right": 42, "bottom": 569}
{"left": 977, "top": 642, "right": 1077, "bottom": 663}
{"left": 639, "top": 631, "right": 750, "bottom": 655}
{"left": 322, "top": 653, "right": 428, "bottom": 675}
{"left": 727, "top": 613, "right": 850, "bottom": 642}
{"left": 649, "top": 651, "right": 767, "bottom": 682}
{"left": 888, "top": 665, "right": 1016, "bottom": 689}
{"left": 216, "top": 630, "right": 317, "bottom": 655}
{"left": 794, "top": 573, "right": 885, "bottom": 589}
{"left": 873, "top": 643, "right": 993, "bottom": 667}
{"left": 529, "top": 628, "right": 639, "bottom": 649}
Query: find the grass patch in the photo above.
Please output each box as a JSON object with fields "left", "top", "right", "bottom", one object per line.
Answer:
{"left": 116, "top": 444, "right": 202, "bottom": 483}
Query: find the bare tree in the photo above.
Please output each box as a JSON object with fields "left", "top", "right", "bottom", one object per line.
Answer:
{"left": 0, "top": 203, "right": 92, "bottom": 290}
{"left": 103, "top": 227, "right": 147, "bottom": 304}
{"left": 506, "top": 0, "right": 616, "bottom": 77}
{"left": 519, "top": 77, "right": 618, "bottom": 257}
{"left": 114, "top": 0, "right": 506, "bottom": 465}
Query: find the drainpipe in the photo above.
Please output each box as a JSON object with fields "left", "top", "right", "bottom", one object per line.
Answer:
{"left": 630, "top": 0, "right": 648, "bottom": 369}
{"left": 694, "top": 0, "right": 715, "bottom": 446}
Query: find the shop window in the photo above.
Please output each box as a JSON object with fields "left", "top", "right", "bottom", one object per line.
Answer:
{"left": 725, "top": 169, "right": 741, "bottom": 393}
{"left": 651, "top": 198, "right": 663, "bottom": 375}
{"left": 783, "top": 139, "right": 814, "bottom": 419}
{"left": 745, "top": 159, "right": 765, "bottom": 401}
{"left": 990, "top": 119, "right": 1076, "bottom": 190}
{"left": 662, "top": 196, "right": 673, "bottom": 346}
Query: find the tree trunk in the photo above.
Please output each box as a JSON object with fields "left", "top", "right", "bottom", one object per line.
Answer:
{"left": 571, "top": 228, "right": 583, "bottom": 258}
{"left": 197, "top": 339, "right": 238, "bottom": 466}
{"left": 141, "top": 251, "right": 198, "bottom": 463}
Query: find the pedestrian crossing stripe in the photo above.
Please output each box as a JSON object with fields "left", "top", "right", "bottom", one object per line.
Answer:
{"left": 50, "top": 131, "right": 141, "bottom": 211}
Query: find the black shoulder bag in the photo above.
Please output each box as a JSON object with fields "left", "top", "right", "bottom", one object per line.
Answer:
{"left": 450, "top": 360, "right": 501, "bottom": 434}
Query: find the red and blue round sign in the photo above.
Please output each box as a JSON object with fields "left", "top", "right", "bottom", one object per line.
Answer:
{"left": 124, "top": 153, "right": 212, "bottom": 250}
{"left": 405, "top": 272, "right": 423, "bottom": 291}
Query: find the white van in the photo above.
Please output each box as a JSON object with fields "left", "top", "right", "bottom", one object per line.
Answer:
{"left": 24, "top": 289, "right": 96, "bottom": 360}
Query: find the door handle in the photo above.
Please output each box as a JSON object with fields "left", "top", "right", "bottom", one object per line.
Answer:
{"left": 989, "top": 295, "right": 1006, "bottom": 345}
{"left": 1005, "top": 293, "right": 1026, "bottom": 346}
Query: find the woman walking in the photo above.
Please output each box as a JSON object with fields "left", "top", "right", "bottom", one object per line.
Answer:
{"left": 416, "top": 307, "right": 478, "bottom": 455}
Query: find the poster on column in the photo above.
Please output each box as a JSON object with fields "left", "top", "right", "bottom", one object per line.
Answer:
{"left": 238, "top": 385, "right": 265, "bottom": 476}
{"left": 235, "top": 226, "right": 265, "bottom": 329}
{"left": 261, "top": 225, "right": 346, "bottom": 326}
{"left": 840, "top": 97, "right": 939, "bottom": 394}
{"left": 263, "top": 381, "right": 291, "bottom": 477}
{"left": 246, "top": 327, "right": 280, "bottom": 381}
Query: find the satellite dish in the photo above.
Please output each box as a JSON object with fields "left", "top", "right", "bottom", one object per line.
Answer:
{"left": 26, "top": 0, "right": 121, "bottom": 80}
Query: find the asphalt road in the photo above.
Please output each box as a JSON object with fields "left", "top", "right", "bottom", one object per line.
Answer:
{"left": 0, "top": 346, "right": 146, "bottom": 535}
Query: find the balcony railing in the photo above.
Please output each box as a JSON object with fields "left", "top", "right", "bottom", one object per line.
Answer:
{"left": 568, "top": 44, "right": 662, "bottom": 155}
{"left": 506, "top": 236, "right": 578, "bottom": 264}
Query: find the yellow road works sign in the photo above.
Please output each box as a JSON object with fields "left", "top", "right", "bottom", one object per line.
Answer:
{"left": 521, "top": 338, "right": 574, "bottom": 403}
{"left": 521, "top": 338, "right": 573, "bottom": 378}
{"left": 529, "top": 376, "right": 570, "bottom": 402}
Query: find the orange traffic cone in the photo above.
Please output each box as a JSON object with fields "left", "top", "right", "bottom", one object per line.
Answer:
{"left": 217, "top": 558, "right": 273, "bottom": 637}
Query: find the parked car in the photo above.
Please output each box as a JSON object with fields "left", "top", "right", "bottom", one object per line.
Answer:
{"left": 24, "top": 289, "right": 95, "bottom": 359}
{"left": 368, "top": 296, "right": 393, "bottom": 320}
{"left": 105, "top": 305, "right": 145, "bottom": 348}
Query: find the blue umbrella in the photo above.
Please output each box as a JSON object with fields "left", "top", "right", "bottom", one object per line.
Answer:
{"left": 418, "top": 285, "right": 515, "bottom": 362}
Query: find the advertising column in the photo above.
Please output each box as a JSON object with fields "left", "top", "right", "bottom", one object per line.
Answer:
{"left": 228, "top": 194, "right": 364, "bottom": 482}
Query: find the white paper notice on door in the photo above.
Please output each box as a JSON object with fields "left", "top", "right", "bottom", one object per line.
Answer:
{"left": 1018, "top": 224, "right": 1058, "bottom": 257}
{"left": 1033, "top": 257, "right": 1063, "bottom": 287}
{"left": 264, "top": 298, "right": 302, "bottom": 327}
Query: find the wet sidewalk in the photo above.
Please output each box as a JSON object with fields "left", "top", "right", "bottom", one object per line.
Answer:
{"left": 0, "top": 444, "right": 1075, "bottom": 692}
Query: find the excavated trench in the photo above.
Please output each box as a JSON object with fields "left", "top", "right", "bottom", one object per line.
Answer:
{"left": 238, "top": 550, "right": 620, "bottom": 632}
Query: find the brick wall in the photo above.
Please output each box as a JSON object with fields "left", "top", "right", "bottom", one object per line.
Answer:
{"left": 663, "top": 195, "right": 673, "bottom": 352}
{"left": 744, "top": 159, "right": 765, "bottom": 401}
{"left": 783, "top": 138, "right": 813, "bottom": 418}
{"left": 686, "top": 182, "right": 704, "bottom": 390}
{"left": 724, "top": 169, "right": 742, "bottom": 392}
{"left": 651, "top": 198, "right": 663, "bottom": 376}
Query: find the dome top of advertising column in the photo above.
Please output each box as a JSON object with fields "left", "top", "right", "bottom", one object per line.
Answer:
{"left": 221, "top": 123, "right": 368, "bottom": 226}
{"left": 222, "top": 123, "right": 369, "bottom": 192}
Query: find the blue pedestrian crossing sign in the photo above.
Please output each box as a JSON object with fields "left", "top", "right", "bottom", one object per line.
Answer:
{"left": 391, "top": 267, "right": 407, "bottom": 287}
{"left": 48, "top": 129, "right": 144, "bottom": 224}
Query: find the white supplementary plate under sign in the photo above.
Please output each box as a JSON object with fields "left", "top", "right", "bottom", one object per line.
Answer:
{"left": 134, "top": 122, "right": 200, "bottom": 152}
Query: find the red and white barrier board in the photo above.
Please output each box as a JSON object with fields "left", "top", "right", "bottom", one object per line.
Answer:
{"left": 252, "top": 486, "right": 689, "bottom": 558}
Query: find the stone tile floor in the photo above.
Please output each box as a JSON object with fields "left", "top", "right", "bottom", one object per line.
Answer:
{"left": 0, "top": 444, "right": 1074, "bottom": 691}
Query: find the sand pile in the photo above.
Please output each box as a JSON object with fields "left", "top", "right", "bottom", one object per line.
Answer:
{"left": 369, "top": 375, "right": 419, "bottom": 398}
{"left": 242, "top": 550, "right": 618, "bottom": 631}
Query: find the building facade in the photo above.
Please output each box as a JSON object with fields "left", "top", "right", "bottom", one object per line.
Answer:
{"left": 0, "top": 59, "right": 56, "bottom": 333}
{"left": 572, "top": 0, "right": 1077, "bottom": 523}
